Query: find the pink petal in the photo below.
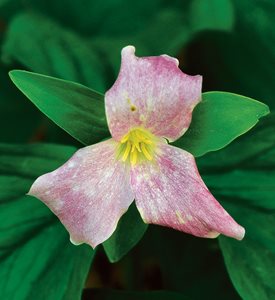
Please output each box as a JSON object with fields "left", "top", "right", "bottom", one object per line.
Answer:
{"left": 28, "top": 140, "right": 134, "bottom": 248}
{"left": 105, "top": 45, "right": 202, "bottom": 142}
{"left": 130, "top": 143, "right": 245, "bottom": 240}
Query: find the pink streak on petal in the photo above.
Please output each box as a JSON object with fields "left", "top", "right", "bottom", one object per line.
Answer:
{"left": 130, "top": 143, "right": 245, "bottom": 240}
{"left": 28, "top": 139, "right": 134, "bottom": 248}
{"left": 105, "top": 45, "right": 202, "bottom": 142}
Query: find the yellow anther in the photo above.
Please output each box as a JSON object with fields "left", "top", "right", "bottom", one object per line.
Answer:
{"left": 122, "top": 141, "right": 131, "bottom": 161}
{"left": 130, "top": 149, "right": 138, "bottom": 165}
{"left": 133, "top": 140, "right": 141, "bottom": 152}
{"left": 135, "top": 131, "right": 145, "bottom": 140}
{"left": 117, "top": 127, "right": 157, "bottom": 165}
{"left": 140, "top": 143, "right": 152, "bottom": 160}
{"left": 143, "top": 138, "right": 153, "bottom": 145}
{"left": 120, "top": 133, "right": 129, "bottom": 144}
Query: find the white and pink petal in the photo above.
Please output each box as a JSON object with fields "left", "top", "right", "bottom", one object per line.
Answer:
{"left": 130, "top": 143, "right": 245, "bottom": 240}
{"left": 28, "top": 139, "right": 134, "bottom": 248}
{"left": 105, "top": 46, "right": 202, "bottom": 142}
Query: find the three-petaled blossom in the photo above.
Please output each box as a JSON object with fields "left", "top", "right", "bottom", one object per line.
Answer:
{"left": 29, "top": 46, "right": 245, "bottom": 248}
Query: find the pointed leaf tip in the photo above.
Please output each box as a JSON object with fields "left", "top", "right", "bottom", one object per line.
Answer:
{"left": 174, "top": 91, "right": 270, "bottom": 157}
{"left": 9, "top": 70, "right": 110, "bottom": 145}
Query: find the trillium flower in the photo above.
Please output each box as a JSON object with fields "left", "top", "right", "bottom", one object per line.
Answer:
{"left": 29, "top": 46, "right": 245, "bottom": 248}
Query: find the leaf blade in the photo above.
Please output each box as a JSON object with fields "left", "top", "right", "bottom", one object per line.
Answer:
{"left": 9, "top": 70, "right": 110, "bottom": 145}
{"left": 174, "top": 91, "right": 269, "bottom": 156}
{"left": 0, "top": 143, "right": 95, "bottom": 300}
{"left": 198, "top": 114, "right": 275, "bottom": 300}
{"left": 103, "top": 203, "right": 148, "bottom": 263}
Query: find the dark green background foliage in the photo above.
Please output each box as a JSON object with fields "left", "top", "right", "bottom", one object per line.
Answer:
{"left": 0, "top": 144, "right": 94, "bottom": 300}
{"left": 0, "top": 0, "right": 275, "bottom": 299}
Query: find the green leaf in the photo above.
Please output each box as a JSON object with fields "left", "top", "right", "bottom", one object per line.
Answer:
{"left": 219, "top": 205, "right": 275, "bottom": 300}
{"left": 2, "top": 13, "right": 107, "bottom": 92}
{"left": 174, "top": 92, "right": 269, "bottom": 157}
{"left": 197, "top": 113, "right": 275, "bottom": 170}
{"left": 9, "top": 70, "right": 110, "bottom": 145}
{"left": 198, "top": 114, "right": 275, "bottom": 300}
{"left": 0, "top": 143, "right": 95, "bottom": 300}
{"left": 187, "top": 0, "right": 275, "bottom": 111}
{"left": 103, "top": 203, "right": 148, "bottom": 263}
{"left": 199, "top": 113, "right": 275, "bottom": 210}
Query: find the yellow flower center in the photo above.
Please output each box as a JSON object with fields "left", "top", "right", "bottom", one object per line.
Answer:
{"left": 117, "top": 128, "right": 157, "bottom": 165}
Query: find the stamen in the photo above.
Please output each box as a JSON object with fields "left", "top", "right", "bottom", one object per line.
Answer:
{"left": 133, "top": 139, "right": 141, "bottom": 152}
{"left": 143, "top": 138, "right": 153, "bottom": 145}
{"left": 141, "top": 143, "right": 152, "bottom": 160}
{"left": 120, "top": 133, "right": 129, "bottom": 143}
{"left": 117, "top": 128, "right": 157, "bottom": 165}
{"left": 122, "top": 141, "right": 131, "bottom": 161}
{"left": 135, "top": 131, "right": 145, "bottom": 140}
{"left": 130, "top": 149, "right": 138, "bottom": 165}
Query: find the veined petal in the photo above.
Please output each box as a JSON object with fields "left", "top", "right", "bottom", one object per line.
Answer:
{"left": 105, "top": 46, "right": 202, "bottom": 142}
{"left": 130, "top": 143, "right": 245, "bottom": 240}
{"left": 28, "top": 139, "right": 134, "bottom": 248}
